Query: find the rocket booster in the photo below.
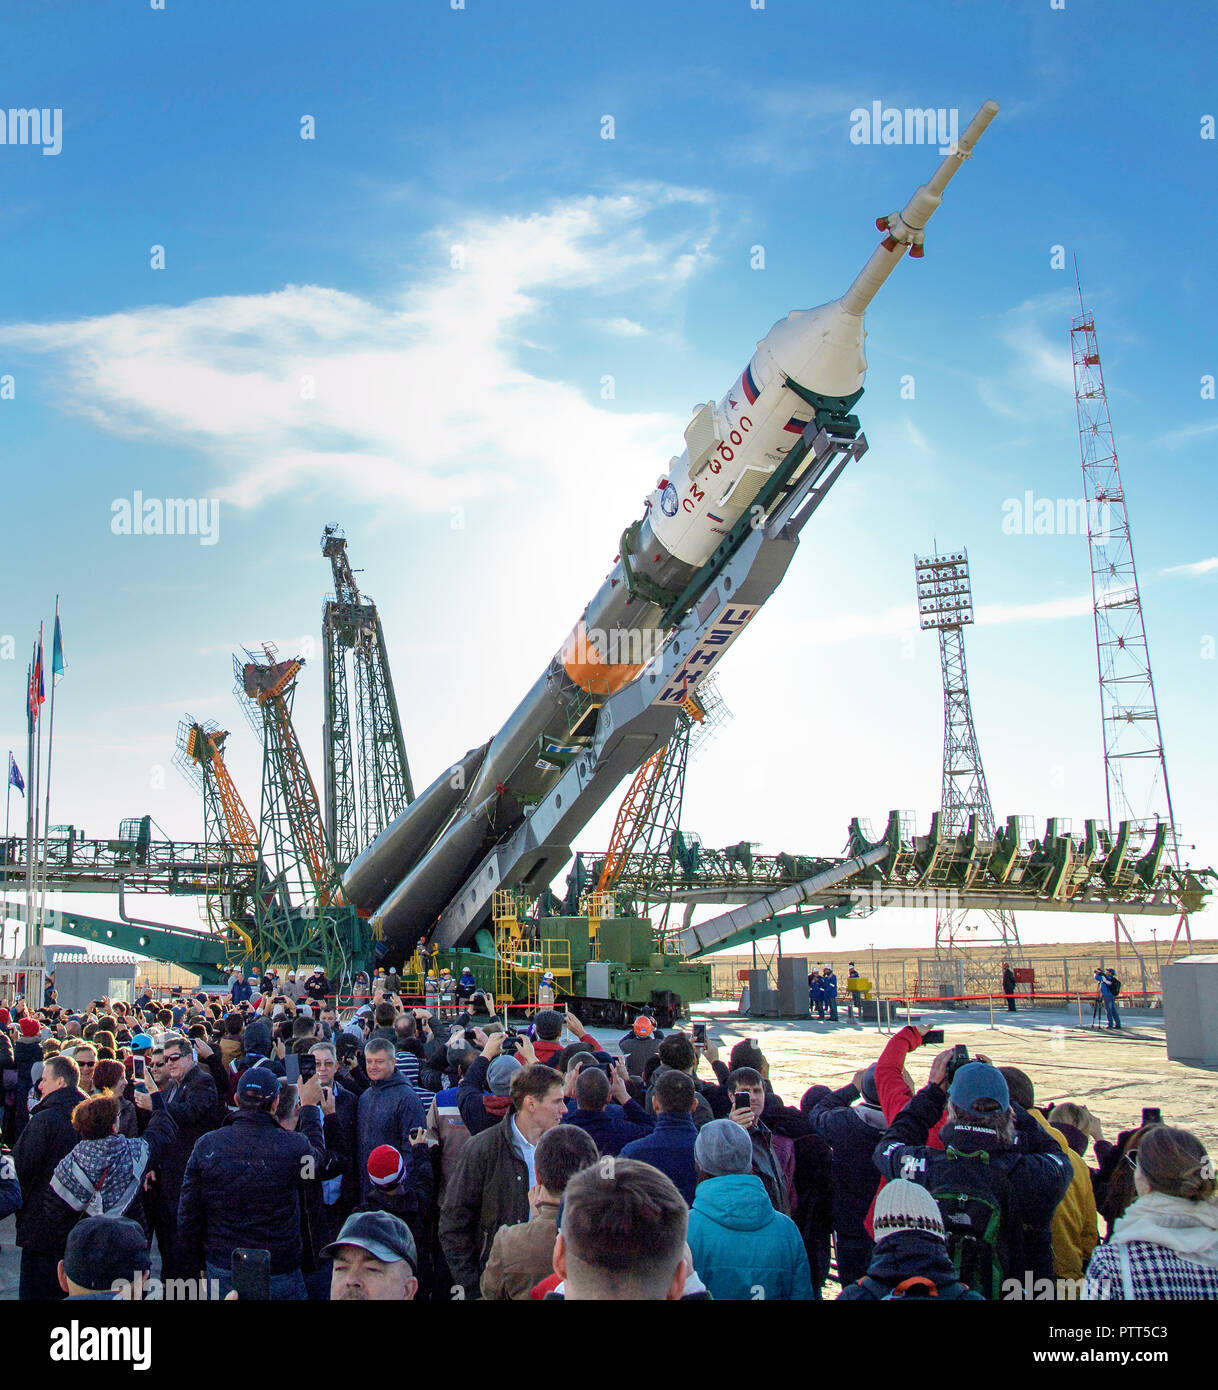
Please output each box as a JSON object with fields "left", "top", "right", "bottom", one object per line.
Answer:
{"left": 343, "top": 100, "right": 1000, "bottom": 956}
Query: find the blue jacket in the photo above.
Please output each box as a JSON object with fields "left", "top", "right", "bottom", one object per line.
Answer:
{"left": 0, "top": 1147, "right": 21, "bottom": 1221}
{"left": 178, "top": 1106, "right": 326, "bottom": 1275}
{"left": 561, "top": 1099, "right": 654, "bottom": 1157}
{"left": 687, "top": 1173, "right": 815, "bottom": 1301}
{"left": 808, "top": 975, "right": 824, "bottom": 1001}
{"left": 357, "top": 1072, "right": 426, "bottom": 1199}
{"left": 822, "top": 972, "right": 838, "bottom": 1001}
{"left": 620, "top": 1114, "right": 698, "bottom": 1204}
{"left": 230, "top": 980, "right": 252, "bottom": 1005}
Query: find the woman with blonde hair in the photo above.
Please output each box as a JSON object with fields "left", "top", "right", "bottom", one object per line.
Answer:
{"left": 1084, "top": 1126, "right": 1218, "bottom": 1299}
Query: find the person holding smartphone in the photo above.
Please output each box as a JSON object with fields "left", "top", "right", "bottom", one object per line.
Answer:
{"left": 725, "top": 1066, "right": 792, "bottom": 1216}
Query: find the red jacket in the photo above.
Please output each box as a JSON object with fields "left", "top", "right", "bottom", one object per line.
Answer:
{"left": 864, "top": 1026, "right": 947, "bottom": 1237}
{"left": 532, "top": 1034, "right": 599, "bottom": 1067}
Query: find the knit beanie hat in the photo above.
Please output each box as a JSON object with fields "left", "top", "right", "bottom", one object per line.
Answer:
{"left": 859, "top": 1063, "right": 881, "bottom": 1106}
{"left": 19, "top": 1017, "right": 41, "bottom": 1038}
{"left": 487, "top": 1054, "right": 522, "bottom": 1096}
{"left": 367, "top": 1145, "right": 405, "bottom": 1188}
{"left": 694, "top": 1118, "right": 753, "bottom": 1177}
{"left": 873, "top": 1178, "right": 946, "bottom": 1242}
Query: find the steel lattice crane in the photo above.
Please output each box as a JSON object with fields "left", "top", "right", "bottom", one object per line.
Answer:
{"left": 321, "top": 526, "right": 414, "bottom": 866}
{"left": 173, "top": 718, "right": 260, "bottom": 962}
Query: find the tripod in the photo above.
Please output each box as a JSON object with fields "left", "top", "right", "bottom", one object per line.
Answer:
{"left": 1089, "top": 991, "right": 1105, "bottom": 1029}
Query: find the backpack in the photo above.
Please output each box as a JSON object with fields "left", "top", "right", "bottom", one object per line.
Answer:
{"left": 928, "top": 1148, "right": 1014, "bottom": 1300}
{"left": 1108, "top": 976, "right": 1121, "bottom": 997}
{"left": 857, "top": 1274, "right": 981, "bottom": 1301}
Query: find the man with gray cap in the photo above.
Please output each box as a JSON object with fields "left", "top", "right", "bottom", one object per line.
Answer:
{"left": 873, "top": 1048, "right": 1072, "bottom": 1299}
{"left": 323, "top": 1210, "right": 419, "bottom": 1301}
{"left": 686, "top": 1118, "right": 815, "bottom": 1300}
{"left": 805, "top": 1062, "right": 893, "bottom": 1283}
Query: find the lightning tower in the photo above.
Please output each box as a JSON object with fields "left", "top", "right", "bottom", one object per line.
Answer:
{"left": 915, "top": 548, "right": 1020, "bottom": 958}
{"left": 1070, "top": 275, "right": 1183, "bottom": 959}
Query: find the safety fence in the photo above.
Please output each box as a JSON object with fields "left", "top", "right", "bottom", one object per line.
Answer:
{"left": 866, "top": 988, "right": 1159, "bottom": 1034}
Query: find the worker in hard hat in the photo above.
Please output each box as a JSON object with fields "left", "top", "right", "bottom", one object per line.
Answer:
{"left": 455, "top": 966, "right": 476, "bottom": 1005}
{"left": 437, "top": 966, "right": 456, "bottom": 1020}
{"left": 424, "top": 971, "right": 440, "bottom": 1013}
{"left": 618, "top": 1012, "right": 663, "bottom": 1077}
{"left": 537, "top": 970, "right": 557, "bottom": 1012}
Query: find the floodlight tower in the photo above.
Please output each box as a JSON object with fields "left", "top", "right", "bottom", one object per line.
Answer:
{"left": 914, "top": 548, "right": 1020, "bottom": 957}
{"left": 1070, "top": 274, "right": 1183, "bottom": 960}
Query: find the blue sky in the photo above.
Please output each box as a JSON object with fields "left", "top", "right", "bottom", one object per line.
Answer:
{"left": 1, "top": 0, "right": 1215, "bottom": 959}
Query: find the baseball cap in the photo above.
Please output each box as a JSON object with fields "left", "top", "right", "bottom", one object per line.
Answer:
{"left": 236, "top": 1066, "right": 282, "bottom": 1101}
{"left": 131, "top": 1033, "right": 154, "bottom": 1051}
{"left": 632, "top": 1015, "right": 655, "bottom": 1038}
{"left": 948, "top": 1061, "right": 1010, "bottom": 1114}
{"left": 320, "top": 1210, "right": 417, "bottom": 1274}
{"left": 64, "top": 1216, "right": 151, "bottom": 1291}
{"left": 487, "top": 1054, "right": 522, "bottom": 1096}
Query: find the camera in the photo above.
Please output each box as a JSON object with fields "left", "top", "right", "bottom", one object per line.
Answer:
{"left": 943, "top": 1044, "right": 970, "bottom": 1085}
{"left": 501, "top": 1030, "right": 521, "bottom": 1055}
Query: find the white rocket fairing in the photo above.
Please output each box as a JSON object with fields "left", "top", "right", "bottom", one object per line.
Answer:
{"left": 344, "top": 100, "right": 1000, "bottom": 957}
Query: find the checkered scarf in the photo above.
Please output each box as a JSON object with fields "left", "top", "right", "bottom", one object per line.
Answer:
{"left": 50, "top": 1135, "right": 149, "bottom": 1218}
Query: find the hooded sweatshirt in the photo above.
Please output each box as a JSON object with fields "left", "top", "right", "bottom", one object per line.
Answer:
{"left": 686, "top": 1172, "right": 815, "bottom": 1300}
{"left": 1029, "top": 1108, "right": 1099, "bottom": 1280}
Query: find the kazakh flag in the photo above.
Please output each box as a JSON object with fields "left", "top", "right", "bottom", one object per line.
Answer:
{"left": 8, "top": 752, "right": 23, "bottom": 796}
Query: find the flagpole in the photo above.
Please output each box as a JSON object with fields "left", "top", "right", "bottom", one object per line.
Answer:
{"left": 3, "top": 753, "right": 11, "bottom": 958}
{"left": 37, "top": 598, "right": 61, "bottom": 946}
{"left": 24, "top": 658, "right": 37, "bottom": 971}
{"left": 30, "top": 622, "right": 44, "bottom": 971}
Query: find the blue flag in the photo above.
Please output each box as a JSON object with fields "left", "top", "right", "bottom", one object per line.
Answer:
{"left": 8, "top": 752, "right": 23, "bottom": 796}
{"left": 52, "top": 610, "right": 66, "bottom": 685}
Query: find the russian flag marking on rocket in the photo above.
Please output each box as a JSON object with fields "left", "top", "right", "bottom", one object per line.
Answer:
{"left": 741, "top": 363, "right": 759, "bottom": 404}
{"left": 783, "top": 415, "right": 808, "bottom": 435}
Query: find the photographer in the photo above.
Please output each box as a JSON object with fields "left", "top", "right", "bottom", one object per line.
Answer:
{"left": 457, "top": 1030, "right": 537, "bottom": 1136}
{"left": 560, "top": 1059, "right": 654, "bottom": 1156}
{"left": 1094, "top": 967, "right": 1122, "bottom": 1030}
{"left": 872, "top": 1053, "right": 1072, "bottom": 1299}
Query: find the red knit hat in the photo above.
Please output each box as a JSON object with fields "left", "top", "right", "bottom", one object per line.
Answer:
{"left": 367, "top": 1145, "right": 405, "bottom": 1187}
{"left": 0, "top": 1007, "right": 10, "bottom": 1026}
{"left": 19, "top": 1017, "right": 41, "bottom": 1037}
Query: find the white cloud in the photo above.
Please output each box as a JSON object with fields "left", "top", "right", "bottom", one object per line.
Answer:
{"left": 1156, "top": 420, "right": 1218, "bottom": 450}
{"left": 783, "top": 592, "right": 1092, "bottom": 646}
{"left": 1162, "top": 556, "right": 1218, "bottom": 577}
{"left": 0, "top": 190, "right": 717, "bottom": 516}
{"left": 593, "top": 316, "right": 649, "bottom": 337}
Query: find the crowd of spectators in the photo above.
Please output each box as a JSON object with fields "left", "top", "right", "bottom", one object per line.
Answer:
{"left": 1, "top": 976, "right": 1215, "bottom": 1302}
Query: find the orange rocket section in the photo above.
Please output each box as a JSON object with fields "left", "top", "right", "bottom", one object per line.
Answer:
{"left": 560, "top": 619, "right": 645, "bottom": 696}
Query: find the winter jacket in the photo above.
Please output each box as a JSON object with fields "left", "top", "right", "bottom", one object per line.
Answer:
{"left": 806, "top": 1082, "right": 886, "bottom": 1247}
{"left": 750, "top": 1120, "right": 794, "bottom": 1216}
{"left": 561, "top": 1099, "right": 654, "bottom": 1157}
{"left": 837, "top": 1229, "right": 982, "bottom": 1300}
{"left": 480, "top": 1197, "right": 561, "bottom": 1300}
{"left": 456, "top": 1055, "right": 515, "bottom": 1137}
{"left": 40, "top": 1109, "right": 177, "bottom": 1252}
{"left": 0, "top": 1146, "right": 21, "bottom": 1220}
{"left": 687, "top": 1172, "right": 815, "bottom": 1301}
{"left": 1084, "top": 1192, "right": 1218, "bottom": 1299}
{"left": 438, "top": 1110, "right": 531, "bottom": 1296}
{"left": 873, "top": 1084, "right": 1073, "bottom": 1293}
{"left": 356, "top": 1072, "right": 425, "bottom": 1200}
{"left": 156, "top": 1064, "right": 220, "bottom": 1208}
{"left": 177, "top": 1105, "right": 326, "bottom": 1276}
{"left": 425, "top": 1085, "right": 473, "bottom": 1199}
{"left": 229, "top": 980, "right": 252, "bottom": 1006}
{"left": 617, "top": 1032, "right": 661, "bottom": 1077}
{"left": 12, "top": 1084, "right": 87, "bottom": 1250}
{"left": 645, "top": 1065, "right": 714, "bottom": 1129}
{"left": 1028, "top": 1108, "right": 1099, "bottom": 1281}
{"left": 13, "top": 1038, "right": 40, "bottom": 1092}
{"left": 620, "top": 1114, "right": 699, "bottom": 1204}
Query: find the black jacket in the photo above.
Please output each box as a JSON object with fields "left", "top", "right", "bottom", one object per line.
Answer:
{"left": 837, "top": 1230, "right": 980, "bottom": 1300}
{"left": 177, "top": 1106, "right": 326, "bottom": 1275}
{"left": 806, "top": 1083, "right": 885, "bottom": 1245}
{"left": 156, "top": 1063, "right": 221, "bottom": 1207}
{"left": 873, "top": 1084, "right": 1072, "bottom": 1288}
{"left": 12, "top": 1084, "right": 87, "bottom": 1249}
{"left": 14, "top": 1038, "right": 41, "bottom": 1090}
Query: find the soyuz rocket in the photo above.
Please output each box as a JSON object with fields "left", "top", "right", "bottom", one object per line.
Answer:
{"left": 345, "top": 100, "right": 1001, "bottom": 961}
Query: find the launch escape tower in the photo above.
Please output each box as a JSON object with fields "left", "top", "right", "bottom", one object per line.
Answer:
{"left": 321, "top": 526, "right": 414, "bottom": 867}
{"left": 915, "top": 548, "right": 1021, "bottom": 966}
{"left": 1070, "top": 279, "right": 1185, "bottom": 962}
